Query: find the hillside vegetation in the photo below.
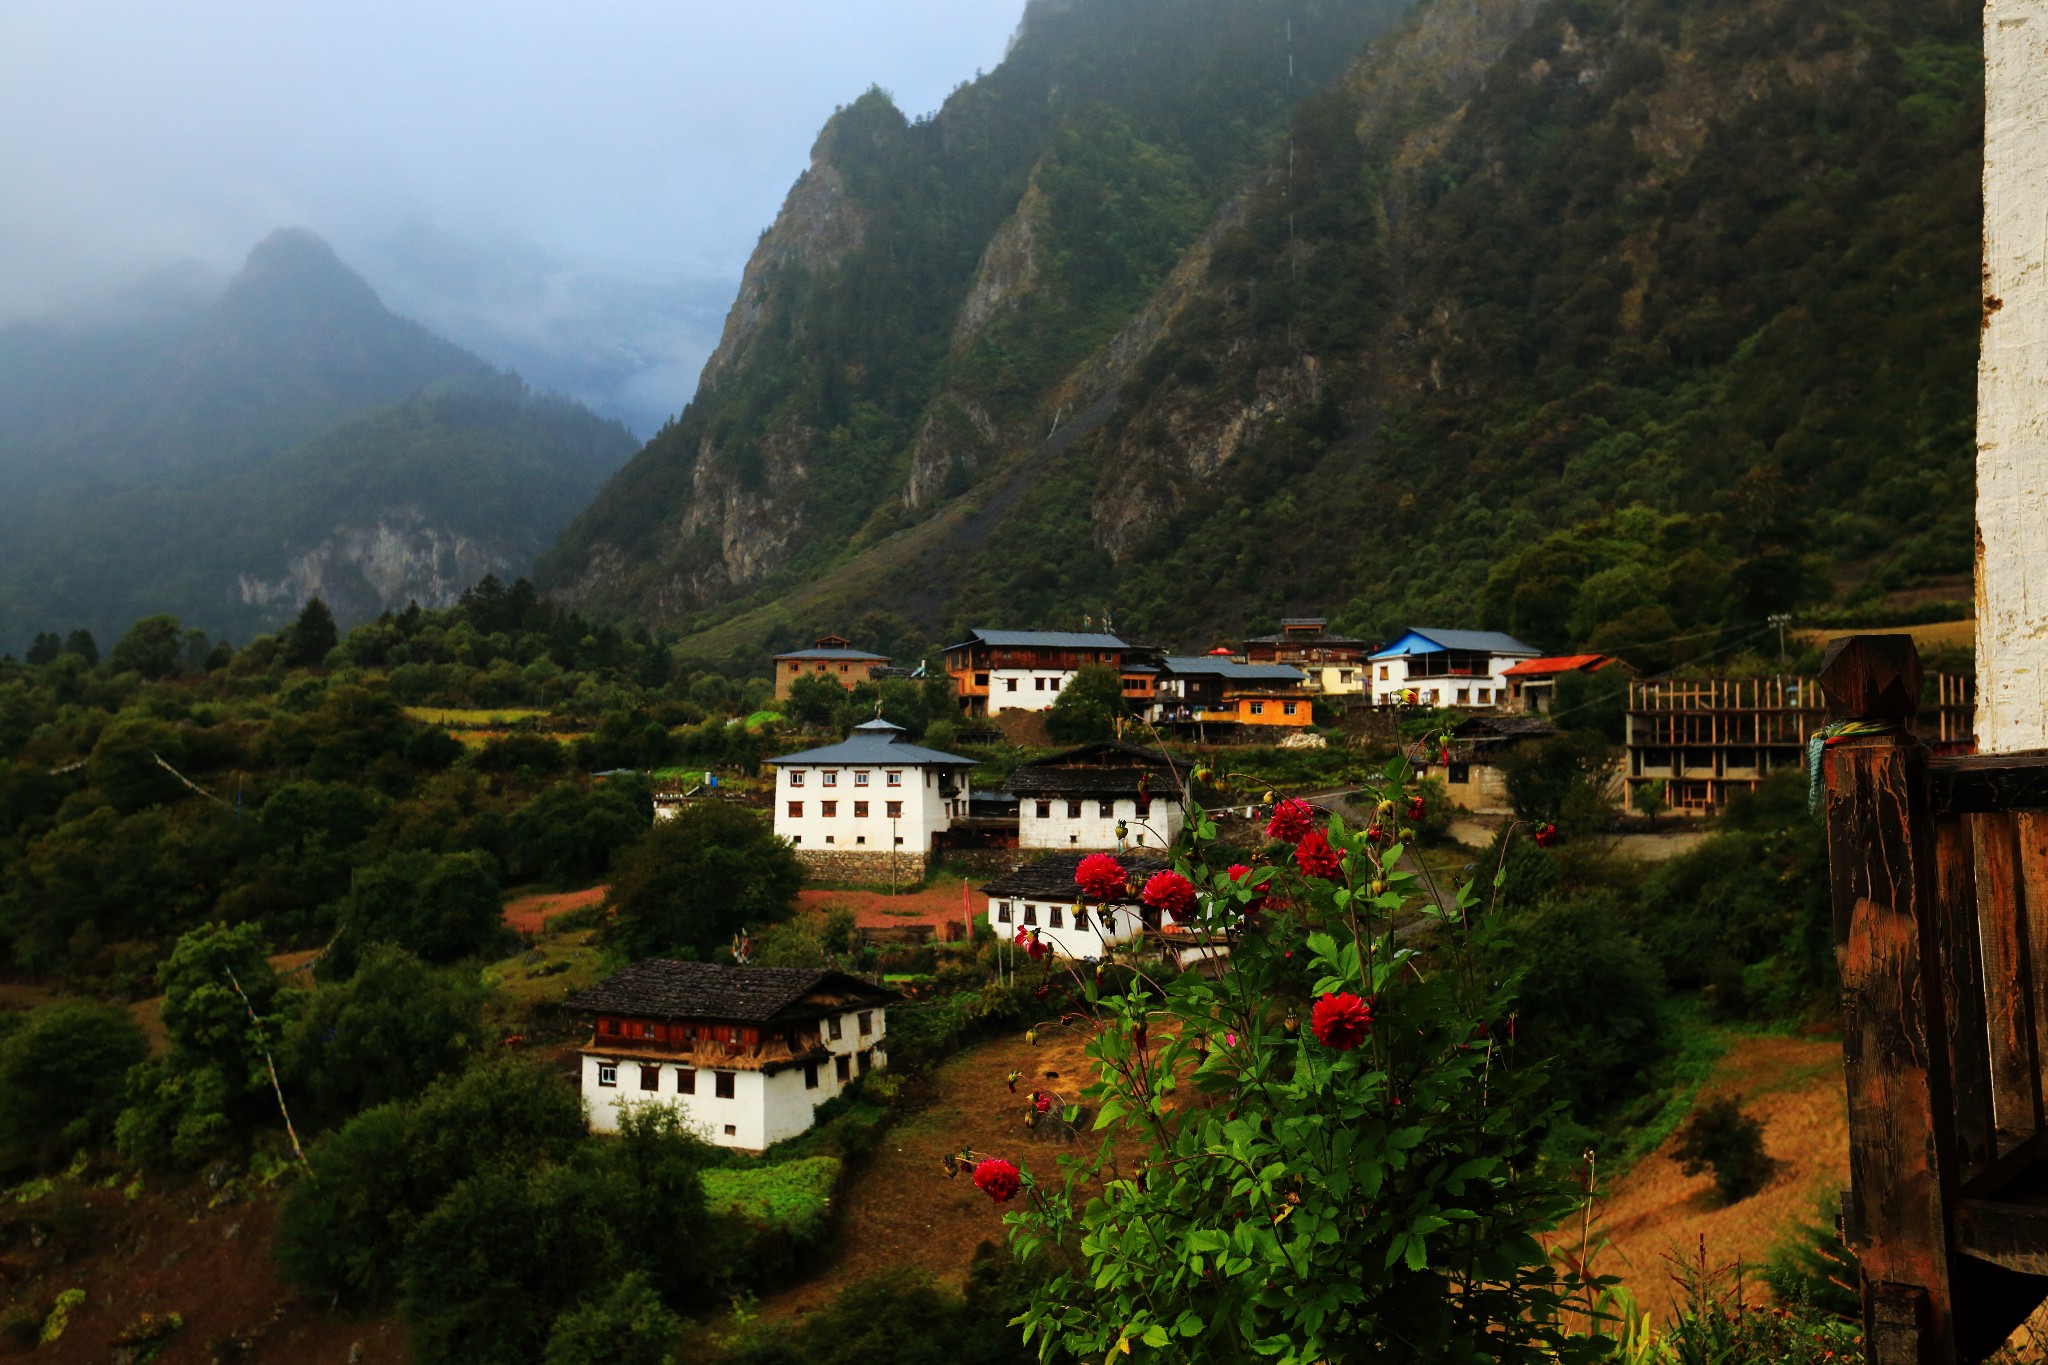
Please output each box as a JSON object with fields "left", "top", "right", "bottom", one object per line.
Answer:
{"left": 544, "top": 0, "right": 1980, "bottom": 667}
{"left": 0, "top": 230, "right": 637, "bottom": 648}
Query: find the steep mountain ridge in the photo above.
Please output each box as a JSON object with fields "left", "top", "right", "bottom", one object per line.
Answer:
{"left": 549, "top": 0, "right": 1980, "bottom": 663}
{"left": 0, "top": 234, "right": 638, "bottom": 649}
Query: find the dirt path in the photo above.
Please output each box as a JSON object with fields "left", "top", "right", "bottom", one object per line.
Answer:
{"left": 760, "top": 1021, "right": 1103, "bottom": 1320}
{"left": 796, "top": 879, "right": 979, "bottom": 932}
{"left": 503, "top": 886, "right": 607, "bottom": 934}
{"left": 1585, "top": 1032, "right": 1847, "bottom": 1322}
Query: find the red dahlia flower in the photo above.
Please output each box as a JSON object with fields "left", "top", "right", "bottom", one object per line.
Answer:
{"left": 1034, "top": 1092, "right": 1052, "bottom": 1115}
{"left": 1227, "top": 863, "right": 1268, "bottom": 913}
{"left": 1406, "top": 796, "right": 1426, "bottom": 822}
{"left": 1294, "top": 829, "right": 1342, "bottom": 879}
{"left": 1014, "top": 926, "right": 1049, "bottom": 960}
{"left": 974, "top": 1157, "right": 1022, "bottom": 1204}
{"left": 1141, "top": 870, "right": 1198, "bottom": 921}
{"left": 1266, "top": 798, "right": 1314, "bottom": 843}
{"left": 1075, "top": 852, "right": 1128, "bottom": 901}
{"left": 1534, "top": 823, "right": 1559, "bottom": 848}
{"left": 1311, "top": 992, "right": 1374, "bottom": 1050}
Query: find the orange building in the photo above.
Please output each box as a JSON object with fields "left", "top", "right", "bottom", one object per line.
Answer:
{"left": 772, "top": 635, "right": 892, "bottom": 701}
{"left": 943, "top": 628, "right": 1131, "bottom": 717}
{"left": 1149, "top": 655, "right": 1315, "bottom": 734}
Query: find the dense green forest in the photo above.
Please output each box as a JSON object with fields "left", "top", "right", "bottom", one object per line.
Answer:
{"left": 0, "top": 229, "right": 637, "bottom": 650}
{"left": 545, "top": 0, "right": 1980, "bottom": 672}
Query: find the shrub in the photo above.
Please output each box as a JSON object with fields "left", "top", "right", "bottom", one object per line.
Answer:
{"left": 604, "top": 803, "right": 800, "bottom": 961}
{"left": 723, "top": 1259, "right": 1039, "bottom": 1365}
{"left": 282, "top": 944, "right": 484, "bottom": 1126}
{"left": 1673, "top": 1096, "right": 1772, "bottom": 1203}
{"left": 543, "top": 1272, "right": 681, "bottom": 1365}
{"left": 330, "top": 849, "right": 503, "bottom": 971}
{"left": 506, "top": 781, "right": 647, "bottom": 884}
{"left": 1762, "top": 1193, "right": 1862, "bottom": 1320}
{"left": 0, "top": 998, "right": 147, "bottom": 1176}
{"left": 1010, "top": 773, "right": 1601, "bottom": 1363}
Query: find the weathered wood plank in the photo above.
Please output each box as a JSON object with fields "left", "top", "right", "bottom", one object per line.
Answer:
{"left": 1935, "top": 813, "right": 1998, "bottom": 1179}
{"left": 1956, "top": 1196, "right": 2048, "bottom": 1275}
{"left": 2016, "top": 814, "right": 2048, "bottom": 1135}
{"left": 1827, "top": 728, "right": 1960, "bottom": 1365}
{"left": 1974, "top": 812, "right": 2043, "bottom": 1139}
{"left": 1928, "top": 754, "right": 2048, "bottom": 815}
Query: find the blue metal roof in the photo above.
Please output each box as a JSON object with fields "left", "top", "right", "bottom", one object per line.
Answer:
{"left": 773, "top": 647, "right": 892, "bottom": 661}
{"left": 1370, "top": 628, "right": 1538, "bottom": 659}
{"left": 946, "top": 629, "right": 1129, "bottom": 651}
{"left": 1158, "top": 656, "right": 1308, "bottom": 682}
{"left": 767, "top": 718, "right": 976, "bottom": 768}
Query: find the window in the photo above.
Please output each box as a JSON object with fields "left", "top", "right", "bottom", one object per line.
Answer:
{"left": 1023, "top": 904, "right": 1038, "bottom": 926}
{"left": 1456, "top": 688, "right": 1469, "bottom": 704}
{"left": 829, "top": 1017, "right": 843, "bottom": 1040}
{"left": 835, "top": 1054, "right": 851, "bottom": 1082}
{"left": 724, "top": 1124, "right": 736, "bottom": 1136}
{"left": 597, "top": 1064, "right": 618, "bottom": 1087}
{"left": 1100, "top": 800, "right": 1115, "bottom": 817}
{"left": 821, "top": 801, "right": 837, "bottom": 817}
{"left": 1340, "top": 670, "right": 1354, "bottom": 684}
{"left": 677, "top": 1068, "right": 696, "bottom": 1094}
{"left": 714, "top": 1072, "right": 735, "bottom": 1099}
{"left": 1067, "top": 801, "right": 1082, "bottom": 818}
{"left": 824, "top": 835, "right": 834, "bottom": 844}
{"left": 1448, "top": 762, "right": 1472, "bottom": 783}
{"left": 1075, "top": 905, "right": 1088, "bottom": 930}
{"left": 1050, "top": 906, "right": 1064, "bottom": 928}
{"left": 640, "top": 1022, "right": 655, "bottom": 1038}
{"left": 1477, "top": 688, "right": 1491, "bottom": 703}
{"left": 1005, "top": 679, "right": 1018, "bottom": 692}
{"left": 857, "top": 1048, "right": 872, "bottom": 1072}
{"left": 601, "top": 1018, "right": 617, "bottom": 1035}
{"left": 1136, "top": 797, "right": 1151, "bottom": 817}
{"left": 790, "top": 770, "right": 805, "bottom": 786}
{"left": 1050, "top": 677, "right": 1061, "bottom": 691}
{"left": 858, "top": 1011, "right": 873, "bottom": 1036}
{"left": 822, "top": 770, "right": 838, "bottom": 786}
{"left": 787, "top": 801, "right": 803, "bottom": 818}
{"left": 854, "top": 801, "right": 869, "bottom": 818}
{"left": 788, "top": 663, "right": 800, "bottom": 673}
{"left": 1035, "top": 678, "right": 1046, "bottom": 691}
{"left": 839, "top": 664, "right": 849, "bottom": 673}
{"left": 886, "top": 770, "right": 901, "bottom": 786}
{"left": 894, "top": 836, "right": 904, "bottom": 845}
{"left": 855, "top": 770, "right": 870, "bottom": 786}
{"left": 1282, "top": 702, "right": 1298, "bottom": 716}
{"left": 640, "top": 1065, "right": 660, "bottom": 1091}
{"left": 1035, "top": 800, "right": 1051, "bottom": 819}
{"left": 855, "top": 836, "right": 866, "bottom": 845}
{"left": 975, "top": 672, "right": 989, "bottom": 686}
{"left": 805, "top": 1062, "right": 819, "bottom": 1089}
{"left": 1250, "top": 702, "right": 1265, "bottom": 716}
{"left": 996, "top": 901, "right": 1012, "bottom": 923}
{"left": 885, "top": 801, "right": 902, "bottom": 818}
{"left": 1379, "top": 665, "right": 1389, "bottom": 680}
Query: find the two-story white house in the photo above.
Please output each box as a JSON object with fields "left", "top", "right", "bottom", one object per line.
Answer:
{"left": 983, "top": 852, "right": 1171, "bottom": 960}
{"left": 1002, "top": 740, "right": 1185, "bottom": 850}
{"left": 1367, "top": 628, "right": 1541, "bottom": 709}
{"left": 767, "top": 718, "right": 975, "bottom": 881}
{"left": 568, "top": 961, "right": 898, "bottom": 1150}
{"left": 944, "top": 628, "right": 1134, "bottom": 716}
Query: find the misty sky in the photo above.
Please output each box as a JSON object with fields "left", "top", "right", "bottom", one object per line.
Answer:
{"left": 0, "top": 2, "right": 1029, "bottom": 433}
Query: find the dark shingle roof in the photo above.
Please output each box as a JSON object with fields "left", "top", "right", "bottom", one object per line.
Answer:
{"left": 947, "top": 629, "right": 1129, "bottom": 651}
{"left": 980, "top": 852, "right": 1172, "bottom": 902}
{"left": 767, "top": 717, "right": 976, "bottom": 768}
{"left": 1452, "top": 715, "right": 1559, "bottom": 739}
{"left": 773, "top": 647, "right": 892, "bottom": 662}
{"left": 1157, "top": 656, "right": 1308, "bottom": 682}
{"left": 1002, "top": 767, "right": 1156, "bottom": 796}
{"left": 565, "top": 962, "right": 896, "bottom": 1023}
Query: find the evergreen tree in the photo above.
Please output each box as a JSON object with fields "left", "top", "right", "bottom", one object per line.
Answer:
{"left": 286, "top": 597, "right": 339, "bottom": 668}
{"left": 62, "top": 628, "right": 98, "bottom": 665}
{"left": 24, "top": 632, "right": 60, "bottom": 665}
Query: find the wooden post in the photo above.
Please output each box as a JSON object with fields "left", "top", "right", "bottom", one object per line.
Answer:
{"left": 1977, "top": 0, "right": 2048, "bottom": 752}
{"left": 1820, "top": 635, "right": 1960, "bottom": 1365}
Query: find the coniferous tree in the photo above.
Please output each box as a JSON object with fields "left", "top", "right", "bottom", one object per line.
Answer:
{"left": 24, "top": 632, "right": 60, "bottom": 666}
{"left": 62, "top": 629, "right": 98, "bottom": 665}
{"left": 286, "top": 597, "right": 339, "bottom": 668}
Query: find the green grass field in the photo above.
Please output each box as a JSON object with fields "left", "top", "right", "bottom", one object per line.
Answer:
{"left": 701, "top": 1155, "right": 840, "bottom": 1237}
{"left": 404, "top": 706, "right": 549, "bottom": 728}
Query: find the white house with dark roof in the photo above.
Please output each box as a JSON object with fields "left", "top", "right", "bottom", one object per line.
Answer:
{"left": 1001, "top": 740, "right": 1186, "bottom": 850}
{"left": 982, "top": 851, "right": 1171, "bottom": 960}
{"left": 943, "top": 628, "right": 1131, "bottom": 716}
{"left": 1367, "top": 629, "right": 1540, "bottom": 709}
{"left": 767, "top": 718, "right": 976, "bottom": 880}
{"left": 566, "top": 961, "right": 898, "bottom": 1149}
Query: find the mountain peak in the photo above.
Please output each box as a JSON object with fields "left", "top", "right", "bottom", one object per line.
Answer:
{"left": 219, "top": 227, "right": 384, "bottom": 319}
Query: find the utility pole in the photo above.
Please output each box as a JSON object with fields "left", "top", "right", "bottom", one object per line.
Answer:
{"left": 1768, "top": 613, "right": 1792, "bottom": 665}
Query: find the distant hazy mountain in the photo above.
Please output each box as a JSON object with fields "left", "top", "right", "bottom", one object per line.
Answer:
{"left": 0, "top": 229, "right": 639, "bottom": 650}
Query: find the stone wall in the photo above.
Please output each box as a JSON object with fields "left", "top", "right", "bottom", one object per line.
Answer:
{"left": 1978, "top": 0, "right": 2048, "bottom": 751}
{"left": 796, "top": 847, "right": 929, "bottom": 886}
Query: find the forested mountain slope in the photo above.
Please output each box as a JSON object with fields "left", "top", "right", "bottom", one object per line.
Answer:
{"left": 0, "top": 231, "right": 638, "bottom": 647}
{"left": 547, "top": 0, "right": 1980, "bottom": 665}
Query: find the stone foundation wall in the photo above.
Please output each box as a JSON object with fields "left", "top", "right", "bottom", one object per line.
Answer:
{"left": 797, "top": 848, "right": 929, "bottom": 885}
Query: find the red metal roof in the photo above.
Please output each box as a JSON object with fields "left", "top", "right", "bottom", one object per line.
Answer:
{"left": 1500, "top": 654, "right": 1612, "bottom": 677}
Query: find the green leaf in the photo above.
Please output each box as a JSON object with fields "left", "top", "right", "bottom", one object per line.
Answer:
{"left": 1142, "top": 1324, "right": 1171, "bottom": 1348}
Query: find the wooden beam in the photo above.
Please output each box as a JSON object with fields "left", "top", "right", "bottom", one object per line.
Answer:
{"left": 1928, "top": 755, "right": 2048, "bottom": 816}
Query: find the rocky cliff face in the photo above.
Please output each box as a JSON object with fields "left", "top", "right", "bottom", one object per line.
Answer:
{"left": 546, "top": 0, "right": 1980, "bottom": 653}
{"left": 236, "top": 509, "right": 518, "bottom": 623}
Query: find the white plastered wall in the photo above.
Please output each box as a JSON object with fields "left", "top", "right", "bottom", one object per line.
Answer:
{"left": 987, "top": 895, "right": 1144, "bottom": 959}
{"left": 1978, "top": 0, "right": 2048, "bottom": 752}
